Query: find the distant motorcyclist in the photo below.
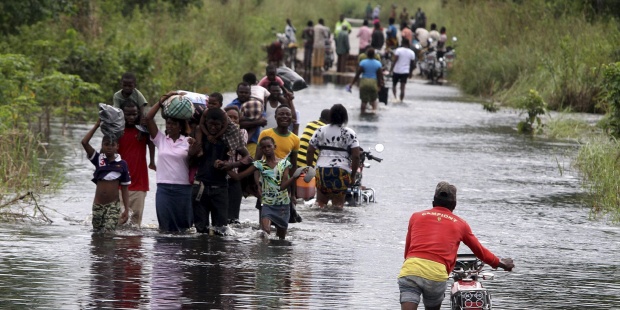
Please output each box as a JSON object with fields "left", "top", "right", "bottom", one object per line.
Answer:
{"left": 437, "top": 27, "right": 448, "bottom": 58}
{"left": 429, "top": 23, "right": 440, "bottom": 48}
{"left": 414, "top": 26, "right": 429, "bottom": 48}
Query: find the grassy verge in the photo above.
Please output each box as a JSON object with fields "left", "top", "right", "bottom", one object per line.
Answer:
{"left": 442, "top": 0, "right": 620, "bottom": 112}
{"left": 574, "top": 137, "right": 620, "bottom": 223}
{"left": 0, "top": 129, "right": 59, "bottom": 222}
{"left": 544, "top": 116, "right": 620, "bottom": 223}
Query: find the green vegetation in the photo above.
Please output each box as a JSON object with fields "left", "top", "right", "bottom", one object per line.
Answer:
{"left": 568, "top": 62, "right": 620, "bottom": 222}
{"left": 2, "top": 0, "right": 620, "bottom": 221}
{"left": 442, "top": 0, "right": 620, "bottom": 113}
{"left": 598, "top": 62, "right": 620, "bottom": 137}
{"left": 545, "top": 117, "right": 598, "bottom": 141}
{"left": 575, "top": 137, "right": 620, "bottom": 223}
{"left": 516, "top": 89, "right": 547, "bottom": 134}
{"left": 0, "top": 130, "right": 59, "bottom": 221}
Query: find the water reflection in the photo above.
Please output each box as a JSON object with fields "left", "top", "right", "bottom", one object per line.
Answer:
{"left": 305, "top": 72, "right": 354, "bottom": 86}
{"left": 251, "top": 240, "right": 296, "bottom": 309}
{"left": 89, "top": 234, "right": 147, "bottom": 309}
{"left": 2, "top": 79, "right": 620, "bottom": 309}
{"left": 149, "top": 236, "right": 306, "bottom": 309}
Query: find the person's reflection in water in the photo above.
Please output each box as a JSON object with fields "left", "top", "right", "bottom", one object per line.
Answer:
{"left": 151, "top": 236, "right": 240, "bottom": 307}
{"left": 310, "top": 71, "right": 325, "bottom": 85}
{"left": 89, "top": 234, "right": 146, "bottom": 309}
{"left": 252, "top": 240, "right": 296, "bottom": 308}
{"left": 179, "top": 236, "right": 235, "bottom": 307}
{"left": 150, "top": 237, "right": 185, "bottom": 309}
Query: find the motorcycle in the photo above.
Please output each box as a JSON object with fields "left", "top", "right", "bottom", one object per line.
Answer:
{"left": 381, "top": 48, "right": 394, "bottom": 77}
{"left": 346, "top": 144, "right": 384, "bottom": 206}
{"left": 444, "top": 36, "right": 458, "bottom": 70}
{"left": 419, "top": 38, "right": 446, "bottom": 85}
{"left": 450, "top": 254, "right": 497, "bottom": 310}
{"left": 275, "top": 33, "right": 299, "bottom": 71}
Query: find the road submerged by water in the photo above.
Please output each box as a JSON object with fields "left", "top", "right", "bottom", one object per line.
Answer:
{"left": 0, "top": 78, "right": 618, "bottom": 309}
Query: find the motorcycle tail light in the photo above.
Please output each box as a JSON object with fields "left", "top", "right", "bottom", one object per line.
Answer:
{"left": 452, "top": 289, "right": 491, "bottom": 310}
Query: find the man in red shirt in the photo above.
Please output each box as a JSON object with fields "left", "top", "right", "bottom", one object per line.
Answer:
{"left": 118, "top": 101, "right": 156, "bottom": 227}
{"left": 398, "top": 181, "right": 514, "bottom": 310}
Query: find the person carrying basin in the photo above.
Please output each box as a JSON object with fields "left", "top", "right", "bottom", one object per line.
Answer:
{"left": 145, "top": 91, "right": 194, "bottom": 232}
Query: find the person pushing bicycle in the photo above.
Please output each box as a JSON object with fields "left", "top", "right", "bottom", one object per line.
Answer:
{"left": 398, "top": 181, "right": 515, "bottom": 310}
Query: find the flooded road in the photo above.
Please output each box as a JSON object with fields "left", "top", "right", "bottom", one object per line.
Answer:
{"left": 1, "top": 78, "right": 619, "bottom": 309}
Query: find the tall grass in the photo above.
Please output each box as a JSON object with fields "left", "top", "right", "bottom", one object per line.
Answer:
{"left": 443, "top": 0, "right": 620, "bottom": 112}
{"left": 575, "top": 138, "right": 620, "bottom": 223}
{"left": 545, "top": 116, "right": 599, "bottom": 141}
{"left": 0, "top": 130, "right": 58, "bottom": 207}
{"left": 93, "top": 0, "right": 350, "bottom": 100}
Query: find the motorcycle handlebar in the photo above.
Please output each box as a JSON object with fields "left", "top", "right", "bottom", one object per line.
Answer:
{"left": 365, "top": 153, "right": 383, "bottom": 162}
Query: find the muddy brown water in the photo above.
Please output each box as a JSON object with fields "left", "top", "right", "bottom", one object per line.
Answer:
{"left": 1, "top": 78, "right": 619, "bottom": 309}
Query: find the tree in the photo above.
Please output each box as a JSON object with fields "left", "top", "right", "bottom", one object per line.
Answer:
{"left": 34, "top": 71, "right": 101, "bottom": 135}
{"left": 0, "top": 54, "right": 38, "bottom": 130}
{"left": 0, "top": 0, "right": 73, "bottom": 35}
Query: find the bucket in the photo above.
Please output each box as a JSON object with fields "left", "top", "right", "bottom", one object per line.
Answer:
{"left": 296, "top": 173, "right": 316, "bottom": 200}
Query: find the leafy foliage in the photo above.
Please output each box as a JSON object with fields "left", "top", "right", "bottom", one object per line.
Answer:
{"left": 599, "top": 63, "right": 620, "bottom": 137}
{"left": 0, "top": 0, "right": 75, "bottom": 35}
{"left": 0, "top": 54, "right": 38, "bottom": 129}
{"left": 516, "top": 89, "right": 547, "bottom": 134}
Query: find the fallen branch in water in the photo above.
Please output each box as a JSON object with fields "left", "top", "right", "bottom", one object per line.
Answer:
{"left": 0, "top": 192, "right": 33, "bottom": 209}
{"left": 0, "top": 190, "right": 53, "bottom": 224}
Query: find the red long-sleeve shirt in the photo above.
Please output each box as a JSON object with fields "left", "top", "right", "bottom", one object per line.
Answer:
{"left": 403, "top": 206, "right": 500, "bottom": 274}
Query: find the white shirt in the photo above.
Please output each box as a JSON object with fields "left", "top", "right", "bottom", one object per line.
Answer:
{"left": 285, "top": 24, "right": 297, "bottom": 43}
{"left": 250, "top": 85, "right": 270, "bottom": 102}
{"left": 309, "top": 124, "right": 359, "bottom": 171}
{"left": 429, "top": 30, "right": 440, "bottom": 48}
{"left": 151, "top": 130, "right": 190, "bottom": 185}
{"left": 415, "top": 28, "right": 430, "bottom": 47}
{"left": 393, "top": 47, "right": 416, "bottom": 74}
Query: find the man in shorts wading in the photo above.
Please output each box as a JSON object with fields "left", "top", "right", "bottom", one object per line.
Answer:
{"left": 389, "top": 38, "right": 416, "bottom": 103}
{"left": 398, "top": 181, "right": 515, "bottom": 310}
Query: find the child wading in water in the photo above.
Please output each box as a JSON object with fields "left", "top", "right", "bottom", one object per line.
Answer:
{"left": 226, "top": 136, "right": 303, "bottom": 239}
{"left": 82, "top": 119, "right": 131, "bottom": 231}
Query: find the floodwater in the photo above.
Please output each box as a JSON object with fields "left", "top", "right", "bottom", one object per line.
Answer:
{"left": 1, "top": 77, "right": 619, "bottom": 309}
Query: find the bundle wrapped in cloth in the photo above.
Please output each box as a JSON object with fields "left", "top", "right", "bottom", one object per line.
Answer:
{"left": 177, "top": 90, "right": 207, "bottom": 105}
{"left": 277, "top": 66, "right": 307, "bottom": 92}
{"left": 98, "top": 103, "right": 125, "bottom": 141}
{"left": 161, "top": 94, "right": 195, "bottom": 120}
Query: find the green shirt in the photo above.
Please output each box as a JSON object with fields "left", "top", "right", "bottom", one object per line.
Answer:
{"left": 335, "top": 20, "right": 352, "bottom": 36}
{"left": 113, "top": 89, "right": 148, "bottom": 108}
{"left": 254, "top": 158, "right": 292, "bottom": 206}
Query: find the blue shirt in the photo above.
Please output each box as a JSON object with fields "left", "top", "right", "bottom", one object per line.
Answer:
{"left": 89, "top": 152, "right": 131, "bottom": 185}
{"left": 227, "top": 99, "right": 266, "bottom": 144}
{"left": 387, "top": 25, "right": 397, "bottom": 39}
{"left": 360, "top": 59, "right": 383, "bottom": 79}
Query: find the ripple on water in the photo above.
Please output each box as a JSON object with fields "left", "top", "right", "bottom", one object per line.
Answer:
{"left": 0, "top": 81, "right": 618, "bottom": 309}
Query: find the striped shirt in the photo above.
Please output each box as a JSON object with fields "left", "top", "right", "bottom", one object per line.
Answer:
{"left": 298, "top": 119, "right": 325, "bottom": 166}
